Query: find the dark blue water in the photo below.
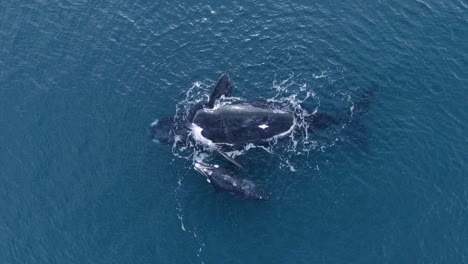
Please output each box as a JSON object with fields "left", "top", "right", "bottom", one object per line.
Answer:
{"left": 1, "top": 0, "right": 467, "bottom": 263}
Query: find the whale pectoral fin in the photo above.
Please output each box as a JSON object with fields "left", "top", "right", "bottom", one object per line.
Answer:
{"left": 215, "top": 148, "right": 243, "bottom": 169}
{"left": 206, "top": 73, "right": 232, "bottom": 108}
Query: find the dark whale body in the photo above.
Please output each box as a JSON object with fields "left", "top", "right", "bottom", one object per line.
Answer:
{"left": 194, "top": 162, "right": 266, "bottom": 200}
{"left": 193, "top": 104, "right": 295, "bottom": 145}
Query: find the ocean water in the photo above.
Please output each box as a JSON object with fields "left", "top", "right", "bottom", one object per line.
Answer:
{"left": 1, "top": 0, "right": 467, "bottom": 263}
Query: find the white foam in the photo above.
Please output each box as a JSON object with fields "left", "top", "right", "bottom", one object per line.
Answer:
{"left": 150, "top": 119, "right": 159, "bottom": 126}
{"left": 177, "top": 214, "right": 186, "bottom": 231}
{"left": 286, "top": 160, "right": 296, "bottom": 172}
{"left": 312, "top": 71, "right": 328, "bottom": 79}
{"left": 300, "top": 83, "right": 307, "bottom": 91}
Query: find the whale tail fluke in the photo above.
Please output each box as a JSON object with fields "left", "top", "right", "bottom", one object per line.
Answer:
{"left": 343, "top": 86, "right": 377, "bottom": 149}
{"left": 303, "top": 86, "right": 376, "bottom": 151}
{"left": 349, "top": 86, "right": 377, "bottom": 119}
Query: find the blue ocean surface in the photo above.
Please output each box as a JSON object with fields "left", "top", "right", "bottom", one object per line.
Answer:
{"left": 1, "top": 0, "right": 467, "bottom": 263}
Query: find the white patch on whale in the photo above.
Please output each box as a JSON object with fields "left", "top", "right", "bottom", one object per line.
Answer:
{"left": 190, "top": 123, "right": 215, "bottom": 147}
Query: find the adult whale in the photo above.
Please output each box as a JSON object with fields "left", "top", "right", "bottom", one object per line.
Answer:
{"left": 150, "top": 74, "right": 374, "bottom": 199}
{"left": 151, "top": 74, "right": 339, "bottom": 147}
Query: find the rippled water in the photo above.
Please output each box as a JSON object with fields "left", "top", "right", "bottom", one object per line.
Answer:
{"left": 1, "top": 0, "right": 467, "bottom": 263}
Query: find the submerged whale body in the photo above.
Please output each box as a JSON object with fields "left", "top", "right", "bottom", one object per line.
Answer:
{"left": 150, "top": 73, "right": 374, "bottom": 200}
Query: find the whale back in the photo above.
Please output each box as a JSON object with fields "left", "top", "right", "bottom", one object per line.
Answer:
{"left": 192, "top": 104, "right": 295, "bottom": 145}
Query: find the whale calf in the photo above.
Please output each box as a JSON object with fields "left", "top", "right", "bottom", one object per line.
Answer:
{"left": 194, "top": 162, "right": 266, "bottom": 200}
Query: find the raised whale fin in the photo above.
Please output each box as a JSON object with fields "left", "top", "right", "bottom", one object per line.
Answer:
{"left": 206, "top": 73, "right": 232, "bottom": 109}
